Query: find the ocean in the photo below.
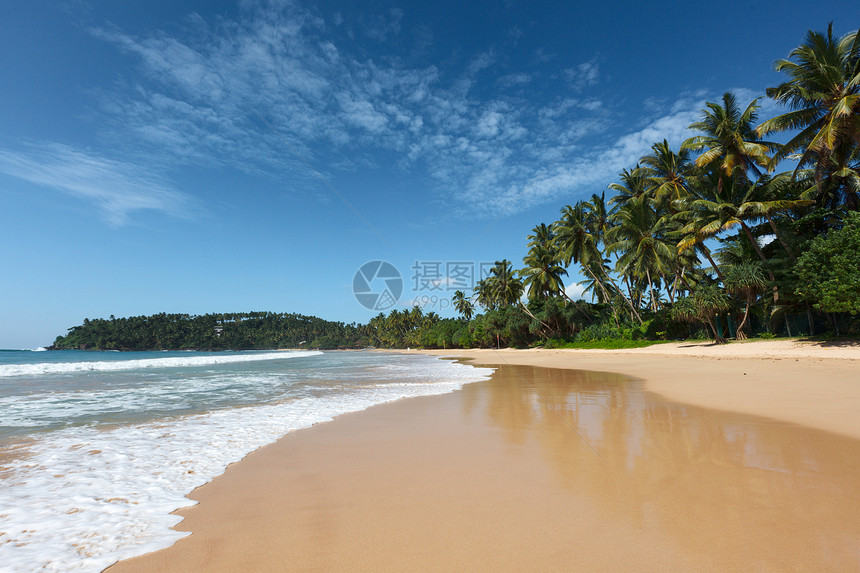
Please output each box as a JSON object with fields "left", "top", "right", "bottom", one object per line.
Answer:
{"left": 0, "top": 349, "right": 494, "bottom": 572}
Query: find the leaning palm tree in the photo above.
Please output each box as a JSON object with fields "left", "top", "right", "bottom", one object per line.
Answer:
{"left": 757, "top": 24, "right": 860, "bottom": 208}
{"left": 682, "top": 92, "right": 780, "bottom": 187}
{"left": 679, "top": 174, "right": 770, "bottom": 292}
{"left": 736, "top": 172, "right": 813, "bottom": 260}
{"left": 795, "top": 145, "right": 860, "bottom": 211}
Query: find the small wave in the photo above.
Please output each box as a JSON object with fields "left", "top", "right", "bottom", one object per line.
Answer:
{"left": 0, "top": 354, "right": 494, "bottom": 572}
{"left": 0, "top": 351, "right": 323, "bottom": 377}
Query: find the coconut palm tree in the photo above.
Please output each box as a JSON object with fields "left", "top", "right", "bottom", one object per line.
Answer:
{"left": 519, "top": 244, "right": 568, "bottom": 302}
{"left": 678, "top": 173, "right": 779, "bottom": 298}
{"left": 735, "top": 172, "right": 813, "bottom": 260}
{"left": 609, "top": 166, "right": 650, "bottom": 208}
{"left": 757, "top": 24, "right": 860, "bottom": 209}
{"left": 682, "top": 92, "right": 780, "bottom": 186}
{"left": 640, "top": 140, "right": 693, "bottom": 204}
{"left": 527, "top": 223, "right": 555, "bottom": 250}
{"left": 488, "top": 260, "right": 524, "bottom": 306}
{"left": 606, "top": 195, "right": 676, "bottom": 312}
{"left": 554, "top": 203, "right": 611, "bottom": 298}
{"left": 474, "top": 278, "right": 497, "bottom": 310}
{"left": 452, "top": 290, "right": 474, "bottom": 320}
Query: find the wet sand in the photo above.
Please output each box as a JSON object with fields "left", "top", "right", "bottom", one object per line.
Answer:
{"left": 109, "top": 346, "right": 860, "bottom": 572}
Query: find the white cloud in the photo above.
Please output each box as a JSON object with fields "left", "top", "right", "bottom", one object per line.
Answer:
{"left": 0, "top": 143, "right": 188, "bottom": 225}
{"left": 565, "top": 282, "right": 588, "bottom": 302}
{"left": 564, "top": 61, "right": 600, "bottom": 91}
{"left": 82, "top": 1, "right": 752, "bottom": 221}
{"left": 497, "top": 72, "right": 531, "bottom": 88}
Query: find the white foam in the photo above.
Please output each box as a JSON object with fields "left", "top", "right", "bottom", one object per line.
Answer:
{"left": 0, "top": 374, "right": 280, "bottom": 428}
{"left": 0, "top": 355, "right": 494, "bottom": 572}
{"left": 0, "top": 350, "right": 322, "bottom": 377}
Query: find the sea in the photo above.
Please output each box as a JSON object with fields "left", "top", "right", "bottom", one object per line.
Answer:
{"left": 0, "top": 349, "right": 494, "bottom": 572}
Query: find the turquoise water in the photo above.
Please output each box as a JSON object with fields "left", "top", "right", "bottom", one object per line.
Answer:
{"left": 0, "top": 349, "right": 493, "bottom": 572}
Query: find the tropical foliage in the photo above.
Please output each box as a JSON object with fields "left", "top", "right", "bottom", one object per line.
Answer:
{"left": 52, "top": 24, "right": 860, "bottom": 351}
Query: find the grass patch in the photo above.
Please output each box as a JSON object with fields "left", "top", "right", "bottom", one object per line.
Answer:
{"left": 541, "top": 339, "right": 670, "bottom": 350}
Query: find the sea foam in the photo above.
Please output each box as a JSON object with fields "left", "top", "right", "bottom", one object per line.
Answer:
{"left": 0, "top": 354, "right": 494, "bottom": 572}
{"left": 0, "top": 350, "right": 322, "bottom": 377}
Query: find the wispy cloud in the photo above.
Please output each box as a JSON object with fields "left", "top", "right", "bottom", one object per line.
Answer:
{"left": 564, "top": 60, "right": 600, "bottom": 91}
{"left": 83, "top": 1, "right": 747, "bottom": 219}
{"left": 0, "top": 143, "right": 188, "bottom": 225}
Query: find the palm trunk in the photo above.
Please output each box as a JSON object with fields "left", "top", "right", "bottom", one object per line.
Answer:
{"left": 615, "top": 273, "right": 644, "bottom": 325}
{"left": 517, "top": 301, "right": 553, "bottom": 335}
{"left": 700, "top": 245, "right": 725, "bottom": 282}
{"left": 736, "top": 294, "right": 752, "bottom": 339}
{"left": 660, "top": 270, "right": 675, "bottom": 303}
{"left": 740, "top": 221, "right": 779, "bottom": 304}
{"left": 765, "top": 213, "right": 796, "bottom": 261}
{"left": 677, "top": 266, "right": 694, "bottom": 292}
{"left": 705, "top": 316, "right": 726, "bottom": 344}
{"left": 560, "top": 289, "right": 594, "bottom": 324}
{"left": 581, "top": 267, "right": 621, "bottom": 326}
{"left": 806, "top": 303, "right": 815, "bottom": 336}
{"left": 646, "top": 269, "right": 657, "bottom": 312}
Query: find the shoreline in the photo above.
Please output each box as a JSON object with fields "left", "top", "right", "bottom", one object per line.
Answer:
{"left": 108, "top": 340, "right": 860, "bottom": 571}
{"left": 416, "top": 339, "right": 860, "bottom": 440}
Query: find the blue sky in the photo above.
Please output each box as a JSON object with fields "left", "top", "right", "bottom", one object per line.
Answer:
{"left": 1, "top": 0, "right": 858, "bottom": 348}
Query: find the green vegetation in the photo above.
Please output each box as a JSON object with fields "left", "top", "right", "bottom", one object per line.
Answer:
{"left": 52, "top": 24, "right": 860, "bottom": 352}
{"left": 51, "top": 312, "right": 366, "bottom": 350}
{"left": 795, "top": 212, "right": 860, "bottom": 316}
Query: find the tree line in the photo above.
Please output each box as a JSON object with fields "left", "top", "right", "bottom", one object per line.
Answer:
{"left": 52, "top": 25, "right": 860, "bottom": 351}
{"left": 51, "top": 312, "right": 367, "bottom": 350}
{"left": 454, "top": 23, "right": 860, "bottom": 345}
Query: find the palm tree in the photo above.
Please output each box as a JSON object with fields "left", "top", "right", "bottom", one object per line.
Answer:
{"left": 679, "top": 174, "right": 771, "bottom": 291}
{"left": 452, "top": 290, "right": 474, "bottom": 320}
{"left": 640, "top": 140, "right": 693, "bottom": 204}
{"left": 671, "top": 285, "right": 732, "bottom": 344}
{"left": 527, "top": 223, "right": 555, "bottom": 249}
{"left": 723, "top": 262, "right": 768, "bottom": 339}
{"left": 606, "top": 195, "right": 676, "bottom": 311}
{"left": 609, "top": 166, "right": 650, "bottom": 208}
{"left": 736, "top": 173, "right": 813, "bottom": 260}
{"left": 554, "top": 203, "right": 612, "bottom": 301}
{"left": 757, "top": 24, "right": 860, "bottom": 209}
{"left": 487, "top": 260, "right": 524, "bottom": 307}
{"left": 796, "top": 145, "right": 860, "bottom": 211}
{"left": 519, "top": 243, "right": 569, "bottom": 302}
{"left": 682, "top": 92, "right": 780, "bottom": 186}
{"left": 474, "top": 278, "right": 497, "bottom": 310}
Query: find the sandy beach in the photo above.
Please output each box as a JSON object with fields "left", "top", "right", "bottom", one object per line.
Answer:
{"left": 108, "top": 340, "right": 860, "bottom": 572}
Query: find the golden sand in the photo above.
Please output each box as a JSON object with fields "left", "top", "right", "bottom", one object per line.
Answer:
{"left": 109, "top": 341, "right": 860, "bottom": 572}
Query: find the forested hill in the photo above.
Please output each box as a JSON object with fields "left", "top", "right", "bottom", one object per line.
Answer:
{"left": 50, "top": 312, "right": 364, "bottom": 350}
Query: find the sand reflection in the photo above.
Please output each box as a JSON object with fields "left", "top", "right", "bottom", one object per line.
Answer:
{"left": 466, "top": 364, "right": 860, "bottom": 570}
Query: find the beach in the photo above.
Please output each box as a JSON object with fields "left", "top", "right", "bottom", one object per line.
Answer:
{"left": 108, "top": 340, "right": 860, "bottom": 572}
